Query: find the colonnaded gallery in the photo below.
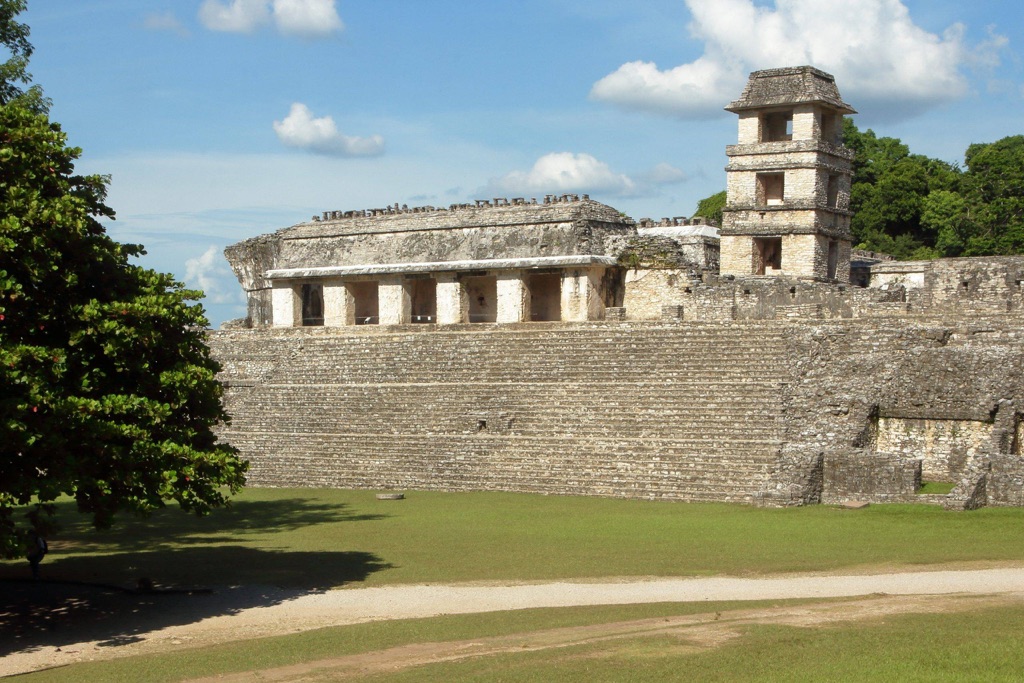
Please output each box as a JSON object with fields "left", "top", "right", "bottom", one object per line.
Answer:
{"left": 209, "top": 66, "right": 1024, "bottom": 509}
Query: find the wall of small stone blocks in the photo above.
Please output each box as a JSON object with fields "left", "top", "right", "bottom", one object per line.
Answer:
{"left": 210, "top": 307, "right": 1024, "bottom": 508}
{"left": 622, "top": 270, "right": 690, "bottom": 321}
{"left": 784, "top": 316, "right": 1024, "bottom": 506}
{"left": 923, "top": 257, "right": 1024, "bottom": 314}
{"left": 822, "top": 452, "right": 921, "bottom": 504}
{"left": 875, "top": 418, "right": 993, "bottom": 481}
{"left": 211, "top": 322, "right": 799, "bottom": 504}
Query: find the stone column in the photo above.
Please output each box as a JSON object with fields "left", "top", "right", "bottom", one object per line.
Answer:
{"left": 561, "top": 268, "right": 605, "bottom": 322}
{"left": 496, "top": 271, "right": 528, "bottom": 323}
{"left": 378, "top": 276, "right": 411, "bottom": 325}
{"left": 271, "top": 281, "right": 300, "bottom": 328}
{"left": 435, "top": 273, "right": 466, "bottom": 325}
{"left": 323, "top": 280, "right": 354, "bottom": 327}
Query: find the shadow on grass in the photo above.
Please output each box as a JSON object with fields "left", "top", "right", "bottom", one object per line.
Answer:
{"left": 0, "top": 547, "right": 391, "bottom": 657}
{"left": 49, "top": 496, "right": 388, "bottom": 553}
{"left": 0, "top": 495, "right": 394, "bottom": 659}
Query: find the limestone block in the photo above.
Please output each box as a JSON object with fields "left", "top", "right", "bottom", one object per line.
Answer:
{"left": 436, "top": 274, "right": 467, "bottom": 325}
{"left": 791, "top": 104, "right": 817, "bottom": 141}
{"left": 323, "top": 280, "right": 354, "bottom": 327}
{"left": 496, "top": 271, "right": 528, "bottom": 323}
{"left": 561, "top": 268, "right": 604, "bottom": 321}
{"left": 876, "top": 418, "right": 992, "bottom": 482}
{"left": 378, "top": 275, "right": 411, "bottom": 325}
{"left": 780, "top": 234, "right": 818, "bottom": 279}
{"left": 271, "top": 282, "right": 300, "bottom": 327}
{"left": 720, "top": 235, "right": 754, "bottom": 277}
{"left": 622, "top": 269, "right": 687, "bottom": 320}
{"left": 737, "top": 112, "right": 760, "bottom": 145}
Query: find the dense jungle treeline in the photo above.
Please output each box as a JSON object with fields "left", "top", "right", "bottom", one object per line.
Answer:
{"left": 695, "top": 120, "right": 1024, "bottom": 261}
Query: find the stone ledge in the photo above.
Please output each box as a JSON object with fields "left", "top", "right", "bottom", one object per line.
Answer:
{"left": 266, "top": 255, "right": 619, "bottom": 280}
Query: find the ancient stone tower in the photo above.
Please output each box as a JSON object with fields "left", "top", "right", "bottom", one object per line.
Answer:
{"left": 719, "top": 66, "right": 855, "bottom": 282}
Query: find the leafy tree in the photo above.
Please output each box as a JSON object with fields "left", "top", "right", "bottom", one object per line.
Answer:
{"left": 921, "top": 189, "right": 972, "bottom": 256}
{"left": 843, "top": 119, "right": 959, "bottom": 259}
{"left": 958, "top": 136, "right": 1024, "bottom": 256}
{"left": 1, "top": 0, "right": 246, "bottom": 559}
{"left": 694, "top": 190, "right": 726, "bottom": 226}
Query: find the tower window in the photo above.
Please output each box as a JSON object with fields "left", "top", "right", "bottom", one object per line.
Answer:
{"left": 826, "top": 174, "right": 840, "bottom": 209}
{"left": 761, "top": 111, "right": 793, "bottom": 142}
{"left": 822, "top": 113, "right": 843, "bottom": 145}
{"left": 757, "top": 172, "right": 785, "bottom": 206}
{"left": 827, "top": 240, "right": 839, "bottom": 280}
{"left": 754, "top": 238, "right": 782, "bottom": 275}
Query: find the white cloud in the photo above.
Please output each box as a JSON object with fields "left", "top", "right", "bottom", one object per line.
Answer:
{"left": 641, "top": 162, "right": 688, "bottom": 185}
{"left": 591, "top": 56, "right": 741, "bottom": 120}
{"left": 273, "top": 103, "right": 385, "bottom": 157}
{"left": 273, "top": 0, "right": 344, "bottom": 39}
{"left": 198, "top": 0, "right": 343, "bottom": 38}
{"left": 144, "top": 11, "right": 189, "bottom": 37}
{"left": 185, "top": 246, "right": 245, "bottom": 305}
{"left": 485, "top": 152, "right": 637, "bottom": 197}
{"left": 198, "top": 0, "right": 269, "bottom": 33}
{"left": 591, "top": 0, "right": 990, "bottom": 121}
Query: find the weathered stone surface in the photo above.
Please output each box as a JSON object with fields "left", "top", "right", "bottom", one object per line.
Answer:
{"left": 211, "top": 66, "right": 1024, "bottom": 509}
{"left": 209, "top": 309, "right": 1024, "bottom": 508}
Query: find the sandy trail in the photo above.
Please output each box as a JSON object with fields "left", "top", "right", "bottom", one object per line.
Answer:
{"left": 185, "top": 592, "right": 1024, "bottom": 683}
{"left": 5, "top": 567, "right": 1024, "bottom": 677}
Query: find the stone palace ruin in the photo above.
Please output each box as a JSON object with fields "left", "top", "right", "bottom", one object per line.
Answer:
{"left": 210, "top": 66, "right": 1024, "bottom": 509}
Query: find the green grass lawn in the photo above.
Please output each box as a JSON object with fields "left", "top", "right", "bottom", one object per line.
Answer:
{"left": 7, "top": 488, "right": 1024, "bottom": 682}
{"left": 3, "top": 487, "right": 1024, "bottom": 589}
{"left": 14, "top": 598, "right": 1024, "bottom": 683}
{"left": 918, "top": 481, "right": 957, "bottom": 495}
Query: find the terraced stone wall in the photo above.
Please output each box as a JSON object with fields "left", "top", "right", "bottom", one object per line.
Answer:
{"left": 211, "top": 322, "right": 796, "bottom": 503}
{"left": 209, "top": 314, "right": 1024, "bottom": 507}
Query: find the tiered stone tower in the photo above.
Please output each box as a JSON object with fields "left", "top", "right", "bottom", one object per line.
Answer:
{"left": 719, "top": 66, "right": 856, "bottom": 282}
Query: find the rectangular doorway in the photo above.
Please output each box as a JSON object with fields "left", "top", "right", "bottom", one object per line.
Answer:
{"left": 300, "top": 283, "right": 324, "bottom": 326}
{"left": 528, "top": 272, "right": 562, "bottom": 321}
{"left": 348, "top": 281, "right": 379, "bottom": 325}
{"left": 827, "top": 240, "right": 840, "bottom": 280}
{"left": 465, "top": 275, "right": 497, "bottom": 323}
{"left": 410, "top": 277, "right": 436, "bottom": 323}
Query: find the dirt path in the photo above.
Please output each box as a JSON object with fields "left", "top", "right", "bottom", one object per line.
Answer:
{"left": 185, "top": 593, "right": 1024, "bottom": 683}
{"left": 6, "top": 567, "right": 1024, "bottom": 677}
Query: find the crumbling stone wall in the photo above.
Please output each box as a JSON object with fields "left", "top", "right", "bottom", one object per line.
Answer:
{"left": 211, "top": 322, "right": 797, "bottom": 503}
{"left": 922, "top": 257, "right": 1024, "bottom": 314}
{"left": 226, "top": 197, "right": 637, "bottom": 327}
{"left": 209, "top": 309, "right": 1024, "bottom": 508}
{"left": 780, "top": 317, "right": 1024, "bottom": 507}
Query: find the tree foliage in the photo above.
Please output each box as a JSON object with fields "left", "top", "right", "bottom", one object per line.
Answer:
{"left": 1, "top": 0, "right": 246, "bottom": 558}
{"left": 953, "top": 135, "right": 1024, "bottom": 256}
{"left": 843, "top": 118, "right": 960, "bottom": 259}
{"left": 694, "top": 190, "right": 726, "bottom": 226}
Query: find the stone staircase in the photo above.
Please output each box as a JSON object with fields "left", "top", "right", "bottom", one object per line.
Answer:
{"left": 210, "top": 322, "right": 797, "bottom": 503}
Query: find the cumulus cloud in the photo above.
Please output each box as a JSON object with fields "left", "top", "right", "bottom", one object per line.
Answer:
{"left": 273, "top": 103, "right": 385, "bottom": 157}
{"left": 641, "top": 162, "right": 688, "bottom": 185}
{"left": 144, "top": 11, "right": 189, "bottom": 36}
{"left": 591, "top": 0, "right": 1000, "bottom": 121}
{"left": 485, "top": 152, "right": 637, "bottom": 197}
{"left": 198, "top": 0, "right": 269, "bottom": 33}
{"left": 273, "top": 0, "right": 344, "bottom": 38}
{"left": 198, "top": 0, "right": 342, "bottom": 38}
{"left": 185, "top": 246, "right": 245, "bottom": 305}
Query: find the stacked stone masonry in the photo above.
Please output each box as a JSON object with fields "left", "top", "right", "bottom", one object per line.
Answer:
{"left": 212, "top": 323, "right": 793, "bottom": 503}
{"left": 215, "top": 66, "right": 1024, "bottom": 508}
{"left": 210, "top": 310, "right": 1024, "bottom": 507}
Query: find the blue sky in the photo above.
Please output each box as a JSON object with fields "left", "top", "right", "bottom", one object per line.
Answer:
{"left": 17, "top": 0, "right": 1024, "bottom": 326}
